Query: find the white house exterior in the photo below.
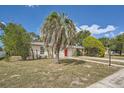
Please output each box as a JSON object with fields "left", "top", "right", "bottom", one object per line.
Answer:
{"left": 59, "top": 46, "right": 84, "bottom": 58}
{"left": 30, "top": 41, "right": 83, "bottom": 59}
{"left": 30, "top": 42, "right": 47, "bottom": 59}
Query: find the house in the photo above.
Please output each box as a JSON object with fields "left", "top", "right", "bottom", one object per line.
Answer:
{"left": 60, "top": 45, "right": 84, "bottom": 58}
{"left": 30, "top": 42, "right": 47, "bottom": 59}
{"left": 30, "top": 41, "right": 84, "bottom": 59}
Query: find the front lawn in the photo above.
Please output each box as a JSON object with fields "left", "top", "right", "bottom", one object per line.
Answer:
{"left": 0, "top": 57, "right": 121, "bottom": 88}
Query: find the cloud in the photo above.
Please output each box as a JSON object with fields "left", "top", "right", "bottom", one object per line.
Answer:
{"left": 104, "top": 32, "right": 115, "bottom": 38}
{"left": 75, "top": 26, "right": 81, "bottom": 32}
{"left": 104, "top": 33, "right": 109, "bottom": 37}
{"left": 0, "top": 21, "right": 6, "bottom": 30}
{"left": 0, "top": 21, "right": 6, "bottom": 25}
{"left": 25, "top": 5, "right": 39, "bottom": 8}
{"left": 118, "top": 31, "right": 124, "bottom": 35}
{"left": 79, "top": 24, "right": 116, "bottom": 35}
{"left": 110, "top": 32, "right": 115, "bottom": 37}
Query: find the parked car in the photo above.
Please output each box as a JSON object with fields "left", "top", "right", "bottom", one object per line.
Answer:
{"left": 0, "top": 51, "right": 6, "bottom": 58}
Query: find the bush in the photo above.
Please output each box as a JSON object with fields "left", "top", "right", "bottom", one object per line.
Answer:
{"left": 83, "top": 36, "right": 105, "bottom": 57}
{"left": 73, "top": 49, "right": 82, "bottom": 56}
{"left": 4, "top": 54, "right": 10, "bottom": 62}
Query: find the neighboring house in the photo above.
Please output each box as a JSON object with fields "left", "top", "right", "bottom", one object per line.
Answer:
{"left": 30, "top": 41, "right": 84, "bottom": 59}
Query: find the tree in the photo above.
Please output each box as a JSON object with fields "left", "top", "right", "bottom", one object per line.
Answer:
{"left": 83, "top": 36, "right": 105, "bottom": 57}
{"left": 41, "top": 12, "right": 76, "bottom": 63}
{"left": 109, "top": 33, "right": 124, "bottom": 55}
{"left": 29, "top": 32, "right": 41, "bottom": 42}
{"left": 1, "top": 23, "right": 31, "bottom": 60}
{"left": 0, "top": 47, "right": 2, "bottom": 51}
{"left": 76, "top": 30, "right": 91, "bottom": 46}
{"left": 109, "top": 38, "right": 117, "bottom": 50}
{"left": 116, "top": 33, "right": 124, "bottom": 55}
{"left": 99, "top": 37, "right": 109, "bottom": 48}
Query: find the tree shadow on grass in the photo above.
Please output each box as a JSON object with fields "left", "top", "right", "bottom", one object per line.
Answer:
{"left": 60, "top": 59, "right": 86, "bottom": 65}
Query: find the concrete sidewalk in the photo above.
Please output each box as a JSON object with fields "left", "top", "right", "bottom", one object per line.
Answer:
{"left": 79, "top": 56, "right": 124, "bottom": 63}
{"left": 65, "top": 57, "right": 124, "bottom": 88}
{"left": 67, "top": 57, "right": 124, "bottom": 68}
{"left": 88, "top": 69, "right": 124, "bottom": 88}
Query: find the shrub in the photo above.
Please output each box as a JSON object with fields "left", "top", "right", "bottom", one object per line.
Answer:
{"left": 83, "top": 36, "right": 105, "bottom": 57}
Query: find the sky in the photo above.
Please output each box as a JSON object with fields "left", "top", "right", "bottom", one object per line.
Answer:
{"left": 0, "top": 5, "right": 124, "bottom": 46}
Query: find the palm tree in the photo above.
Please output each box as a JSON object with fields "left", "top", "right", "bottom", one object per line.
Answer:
{"left": 29, "top": 32, "right": 41, "bottom": 42}
{"left": 0, "top": 22, "right": 6, "bottom": 30}
{"left": 41, "top": 12, "right": 76, "bottom": 63}
{"left": 76, "top": 30, "right": 91, "bottom": 46}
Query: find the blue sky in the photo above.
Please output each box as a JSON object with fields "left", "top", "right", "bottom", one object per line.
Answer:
{"left": 0, "top": 5, "right": 124, "bottom": 46}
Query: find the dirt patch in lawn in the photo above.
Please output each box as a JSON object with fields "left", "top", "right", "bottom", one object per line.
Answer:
{"left": 0, "top": 58, "right": 121, "bottom": 88}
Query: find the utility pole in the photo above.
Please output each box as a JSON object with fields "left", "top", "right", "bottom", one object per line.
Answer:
{"left": 107, "top": 37, "right": 112, "bottom": 66}
{"left": 105, "top": 31, "right": 112, "bottom": 66}
{"left": 108, "top": 48, "right": 111, "bottom": 66}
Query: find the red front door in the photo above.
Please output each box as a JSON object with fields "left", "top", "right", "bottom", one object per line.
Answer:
{"left": 64, "top": 48, "right": 68, "bottom": 56}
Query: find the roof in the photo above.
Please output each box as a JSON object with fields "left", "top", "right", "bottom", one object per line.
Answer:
{"left": 31, "top": 42, "right": 44, "bottom": 46}
{"left": 67, "top": 45, "right": 84, "bottom": 49}
{"left": 31, "top": 42, "right": 84, "bottom": 49}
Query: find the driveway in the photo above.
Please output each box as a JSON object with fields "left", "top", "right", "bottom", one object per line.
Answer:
{"left": 88, "top": 69, "right": 124, "bottom": 88}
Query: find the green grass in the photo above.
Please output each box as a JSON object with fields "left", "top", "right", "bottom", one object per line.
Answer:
{"left": 0, "top": 57, "right": 121, "bottom": 88}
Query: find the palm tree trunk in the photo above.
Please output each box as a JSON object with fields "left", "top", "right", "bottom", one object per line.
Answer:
{"left": 31, "top": 48, "right": 34, "bottom": 60}
{"left": 52, "top": 47, "right": 54, "bottom": 58}
{"left": 55, "top": 48, "right": 60, "bottom": 64}
{"left": 46, "top": 47, "right": 50, "bottom": 58}
{"left": 36, "top": 49, "right": 38, "bottom": 59}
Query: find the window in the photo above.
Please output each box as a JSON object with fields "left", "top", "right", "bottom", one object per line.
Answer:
{"left": 40, "top": 46, "right": 44, "bottom": 54}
